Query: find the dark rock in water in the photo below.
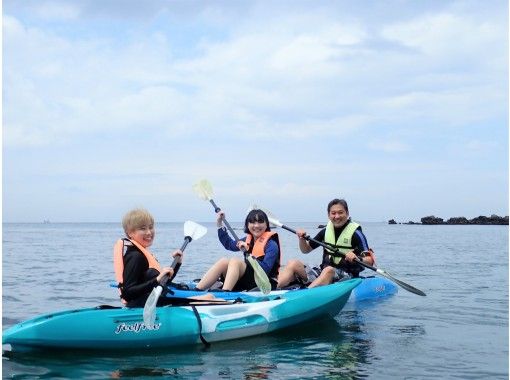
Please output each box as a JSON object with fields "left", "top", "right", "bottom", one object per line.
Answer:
{"left": 469, "top": 215, "right": 493, "bottom": 224}
{"left": 388, "top": 219, "right": 421, "bottom": 225}
{"left": 421, "top": 216, "right": 444, "bottom": 225}
{"left": 446, "top": 217, "right": 469, "bottom": 225}
{"left": 389, "top": 214, "right": 508, "bottom": 225}
{"left": 420, "top": 214, "right": 508, "bottom": 225}
{"left": 495, "top": 215, "right": 509, "bottom": 225}
{"left": 468, "top": 215, "right": 508, "bottom": 225}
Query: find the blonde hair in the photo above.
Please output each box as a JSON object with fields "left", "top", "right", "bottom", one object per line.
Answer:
{"left": 122, "top": 208, "right": 154, "bottom": 236}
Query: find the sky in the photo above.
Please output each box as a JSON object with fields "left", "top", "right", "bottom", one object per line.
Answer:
{"left": 2, "top": 0, "right": 509, "bottom": 223}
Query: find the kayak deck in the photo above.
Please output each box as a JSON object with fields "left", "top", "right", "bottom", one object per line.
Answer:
{"left": 166, "top": 275, "right": 398, "bottom": 302}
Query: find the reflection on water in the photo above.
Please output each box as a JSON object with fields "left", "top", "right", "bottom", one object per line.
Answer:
{"left": 111, "top": 367, "right": 178, "bottom": 378}
{"left": 3, "top": 313, "right": 377, "bottom": 380}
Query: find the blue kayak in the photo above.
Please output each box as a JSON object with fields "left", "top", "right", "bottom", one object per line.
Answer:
{"left": 3, "top": 279, "right": 361, "bottom": 352}
{"left": 166, "top": 276, "right": 398, "bottom": 303}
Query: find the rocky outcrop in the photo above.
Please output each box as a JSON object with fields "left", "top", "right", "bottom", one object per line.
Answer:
{"left": 467, "top": 215, "right": 509, "bottom": 225}
{"left": 446, "top": 217, "right": 469, "bottom": 225}
{"left": 421, "top": 215, "right": 508, "bottom": 225}
{"left": 421, "top": 216, "right": 444, "bottom": 225}
{"left": 388, "top": 214, "right": 509, "bottom": 225}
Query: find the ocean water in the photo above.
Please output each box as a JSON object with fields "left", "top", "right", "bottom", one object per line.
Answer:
{"left": 2, "top": 222, "right": 508, "bottom": 379}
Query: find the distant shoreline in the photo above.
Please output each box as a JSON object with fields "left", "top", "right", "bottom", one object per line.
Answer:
{"left": 388, "top": 215, "right": 509, "bottom": 225}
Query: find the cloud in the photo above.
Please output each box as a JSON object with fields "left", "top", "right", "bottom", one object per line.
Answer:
{"left": 30, "top": 1, "right": 81, "bottom": 20}
{"left": 3, "top": 1, "right": 508, "bottom": 222}
{"left": 463, "top": 140, "right": 499, "bottom": 152}
{"left": 5, "top": 3, "right": 506, "bottom": 149}
{"left": 381, "top": 10, "right": 505, "bottom": 60}
{"left": 4, "top": 14, "right": 372, "bottom": 147}
{"left": 371, "top": 87, "right": 505, "bottom": 128}
{"left": 368, "top": 140, "right": 410, "bottom": 153}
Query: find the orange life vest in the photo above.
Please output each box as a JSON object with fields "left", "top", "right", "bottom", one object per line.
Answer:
{"left": 113, "top": 238, "right": 161, "bottom": 303}
{"left": 245, "top": 231, "right": 281, "bottom": 278}
{"left": 244, "top": 231, "right": 279, "bottom": 257}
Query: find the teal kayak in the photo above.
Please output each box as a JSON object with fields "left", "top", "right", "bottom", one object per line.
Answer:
{"left": 3, "top": 279, "right": 361, "bottom": 351}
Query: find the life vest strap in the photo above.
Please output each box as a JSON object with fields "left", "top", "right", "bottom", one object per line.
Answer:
{"left": 324, "top": 243, "right": 353, "bottom": 256}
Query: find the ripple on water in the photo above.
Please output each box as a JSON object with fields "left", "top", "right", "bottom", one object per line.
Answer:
{"left": 2, "top": 223, "right": 508, "bottom": 379}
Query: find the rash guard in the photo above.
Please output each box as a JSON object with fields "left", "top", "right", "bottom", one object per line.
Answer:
{"left": 121, "top": 245, "right": 161, "bottom": 307}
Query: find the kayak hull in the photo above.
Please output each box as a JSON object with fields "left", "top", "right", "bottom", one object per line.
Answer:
{"left": 348, "top": 276, "right": 398, "bottom": 301}
{"left": 3, "top": 279, "right": 361, "bottom": 351}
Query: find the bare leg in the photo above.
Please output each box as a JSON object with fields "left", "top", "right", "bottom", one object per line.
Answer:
{"left": 308, "top": 266, "right": 335, "bottom": 288}
{"left": 190, "top": 294, "right": 216, "bottom": 300}
{"left": 196, "top": 257, "right": 229, "bottom": 290}
{"left": 222, "top": 258, "right": 247, "bottom": 291}
{"left": 189, "top": 293, "right": 225, "bottom": 302}
{"left": 277, "top": 259, "right": 308, "bottom": 288}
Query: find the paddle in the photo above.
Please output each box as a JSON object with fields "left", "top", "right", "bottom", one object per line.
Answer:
{"left": 193, "top": 179, "right": 272, "bottom": 295}
{"left": 143, "top": 221, "right": 208, "bottom": 327}
{"left": 262, "top": 209, "right": 426, "bottom": 296}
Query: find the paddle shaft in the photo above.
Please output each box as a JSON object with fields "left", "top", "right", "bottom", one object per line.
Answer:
{"left": 143, "top": 222, "right": 208, "bottom": 328}
{"left": 201, "top": 188, "right": 271, "bottom": 294}
{"left": 279, "top": 224, "right": 376, "bottom": 269}
{"left": 160, "top": 236, "right": 191, "bottom": 286}
{"left": 208, "top": 199, "right": 247, "bottom": 254}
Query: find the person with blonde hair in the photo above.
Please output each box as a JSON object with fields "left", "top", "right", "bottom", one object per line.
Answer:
{"left": 113, "top": 208, "right": 182, "bottom": 307}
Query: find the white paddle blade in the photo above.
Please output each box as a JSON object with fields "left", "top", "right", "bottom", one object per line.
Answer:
{"left": 267, "top": 215, "right": 283, "bottom": 228}
{"left": 249, "top": 205, "right": 283, "bottom": 228}
{"left": 143, "top": 286, "right": 163, "bottom": 328}
{"left": 193, "top": 179, "right": 213, "bottom": 201}
{"left": 184, "top": 220, "right": 208, "bottom": 241}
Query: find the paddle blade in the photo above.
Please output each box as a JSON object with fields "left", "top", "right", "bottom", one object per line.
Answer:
{"left": 376, "top": 268, "right": 426, "bottom": 296}
{"left": 143, "top": 286, "right": 163, "bottom": 328}
{"left": 184, "top": 220, "right": 208, "bottom": 241}
{"left": 247, "top": 256, "right": 272, "bottom": 295}
{"left": 258, "top": 207, "right": 283, "bottom": 228}
{"left": 193, "top": 179, "right": 213, "bottom": 201}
